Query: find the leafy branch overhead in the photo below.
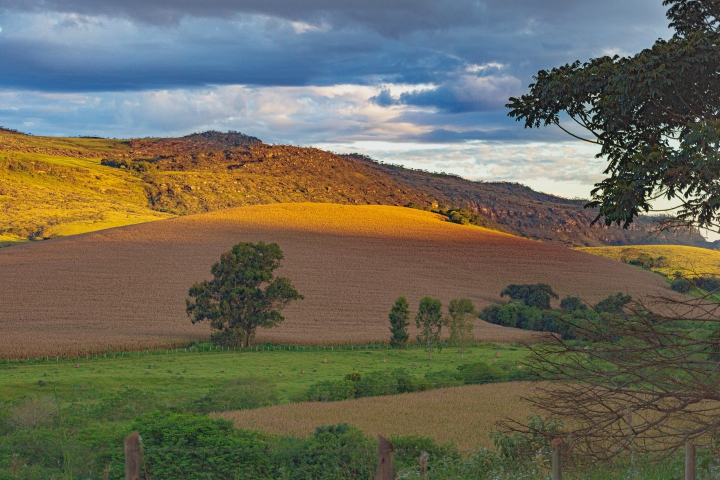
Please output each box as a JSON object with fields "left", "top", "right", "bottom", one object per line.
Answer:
{"left": 507, "top": 0, "right": 720, "bottom": 230}
{"left": 186, "top": 242, "right": 303, "bottom": 347}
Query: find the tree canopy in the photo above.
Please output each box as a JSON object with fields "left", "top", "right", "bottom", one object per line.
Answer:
{"left": 500, "top": 283, "right": 558, "bottom": 310}
{"left": 388, "top": 296, "right": 410, "bottom": 350}
{"left": 186, "top": 242, "right": 303, "bottom": 347}
{"left": 507, "top": 0, "right": 720, "bottom": 230}
{"left": 415, "top": 297, "right": 443, "bottom": 360}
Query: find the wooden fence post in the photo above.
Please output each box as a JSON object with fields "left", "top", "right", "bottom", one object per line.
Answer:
{"left": 124, "top": 431, "right": 142, "bottom": 480}
{"left": 377, "top": 435, "right": 394, "bottom": 480}
{"left": 419, "top": 451, "right": 428, "bottom": 479}
{"left": 685, "top": 441, "right": 696, "bottom": 480}
{"left": 551, "top": 438, "right": 562, "bottom": 480}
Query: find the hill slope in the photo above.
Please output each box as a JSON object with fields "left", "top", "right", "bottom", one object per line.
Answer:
{"left": 577, "top": 245, "right": 720, "bottom": 278}
{"left": 0, "top": 203, "right": 670, "bottom": 358}
{"left": 0, "top": 128, "right": 713, "bottom": 248}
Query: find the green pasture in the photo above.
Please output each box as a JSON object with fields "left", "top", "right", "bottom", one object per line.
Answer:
{"left": 0, "top": 343, "right": 526, "bottom": 405}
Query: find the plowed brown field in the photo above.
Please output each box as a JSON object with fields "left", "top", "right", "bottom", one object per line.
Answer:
{"left": 0, "top": 203, "right": 670, "bottom": 358}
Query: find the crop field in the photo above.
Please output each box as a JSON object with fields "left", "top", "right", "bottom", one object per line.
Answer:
{"left": 576, "top": 244, "right": 720, "bottom": 277}
{"left": 221, "top": 381, "right": 538, "bottom": 452}
{"left": 0, "top": 203, "right": 670, "bottom": 358}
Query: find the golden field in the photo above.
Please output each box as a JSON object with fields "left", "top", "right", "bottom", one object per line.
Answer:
{"left": 576, "top": 244, "right": 720, "bottom": 277}
{"left": 0, "top": 203, "right": 670, "bottom": 358}
{"left": 220, "top": 381, "right": 539, "bottom": 452}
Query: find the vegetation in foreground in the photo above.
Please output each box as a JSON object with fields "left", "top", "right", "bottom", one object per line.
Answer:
{"left": 0, "top": 343, "right": 532, "bottom": 478}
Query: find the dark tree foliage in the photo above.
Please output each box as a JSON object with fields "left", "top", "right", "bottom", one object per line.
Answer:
{"left": 695, "top": 275, "right": 720, "bottom": 292}
{"left": 388, "top": 296, "right": 410, "bottom": 350}
{"left": 559, "top": 296, "right": 587, "bottom": 313}
{"left": 415, "top": 296, "right": 443, "bottom": 359}
{"left": 507, "top": 0, "right": 720, "bottom": 230}
{"left": 500, "top": 283, "right": 559, "bottom": 310}
{"left": 594, "top": 292, "right": 632, "bottom": 314}
{"left": 186, "top": 242, "right": 303, "bottom": 347}
{"left": 479, "top": 302, "right": 575, "bottom": 340}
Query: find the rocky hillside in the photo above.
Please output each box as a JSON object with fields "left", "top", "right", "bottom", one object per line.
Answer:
{"left": 0, "top": 128, "right": 713, "bottom": 248}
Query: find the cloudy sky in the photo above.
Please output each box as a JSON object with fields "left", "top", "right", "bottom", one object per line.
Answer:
{"left": 0, "top": 0, "right": 673, "bottom": 198}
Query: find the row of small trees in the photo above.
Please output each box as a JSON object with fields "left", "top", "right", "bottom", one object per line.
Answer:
{"left": 388, "top": 296, "right": 476, "bottom": 359}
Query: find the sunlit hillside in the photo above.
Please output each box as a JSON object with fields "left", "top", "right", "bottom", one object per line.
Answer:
{"left": 576, "top": 244, "right": 720, "bottom": 277}
{"left": 0, "top": 203, "right": 670, "bottom": 358}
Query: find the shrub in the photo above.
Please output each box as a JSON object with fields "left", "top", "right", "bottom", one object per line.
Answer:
{"left": 274, "top": 424, "right": 374, "bottom": 479}
{"left": 671, "top": 277, "right": 693, "bottom": 294}
{"left": 456, "top": 362, "right": 504, "bottom": 385}
{"left": 306, "top": 380, "right": 357, "bottom": 402}
{"left": 594, "top": 292, "right": 632, "bottom": 314}
{"left": 500, "top": 283, "right": 558, "bottom": 309}
{"left": 130, "top": 411, "right": 270, "bottom": 480}
{"left": 390, "top": 434, "right": 459, "bottom": 472}
{"left": 696, "top": 276, "right": 720, "bottom": 293}
{"left": 560, "top": 296, "right": 586, "bottom": 313}
{"left": 491, "top": 414, "right": 564, "bottom": 460}
{"left": 424, "top": 370, "right": 463, "bottom": 388}
{"left": 190, "top": 377, "right": 278, "bottom": 414}
{"left": 354, "top": 371, "right": 398, "bottom": 398}
{"left": 7, "top": 396, "right": 58, "bottom": 430}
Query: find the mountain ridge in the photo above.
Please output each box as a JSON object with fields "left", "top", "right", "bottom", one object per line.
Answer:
{"left": 0, "top": 128, "right": 713, "bottom": 248}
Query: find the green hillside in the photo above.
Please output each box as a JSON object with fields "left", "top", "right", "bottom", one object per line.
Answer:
{"left": 0, "top": 135, "right": 171, "bottom": 245}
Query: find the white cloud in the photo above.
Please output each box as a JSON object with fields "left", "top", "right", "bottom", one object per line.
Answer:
{"left": 465, "top": 62, "right": 505, "bottom": 73}
{"left": 0, "top": 83, "right": 612, "bottom": 198}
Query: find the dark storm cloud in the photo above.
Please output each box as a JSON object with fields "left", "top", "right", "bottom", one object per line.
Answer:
{"left": 0, "top": 0, "right": 670, "bottom": 94}
{"left": 0, "top": 0, "right": 673, "bottom": 145}
{"left": 0, "top": 0, "right": 582, "bottom": 33}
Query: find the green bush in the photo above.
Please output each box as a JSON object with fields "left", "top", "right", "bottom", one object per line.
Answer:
{"left": 189, "top": 377, "right": 278, "bottom": 414}
{"left": 500, "top": 283, "right": 558, "bottom": 310}
{"left": 273, "top": 423, "right": 374, "bottom": 479}
{"left": 129, "top": 411, "right": 270, "bottom": 480}
{"left": 457, "top": 362, "right": 504, "bottom": 385}
{"left": 560, "top": 296, "right": 586, "bottom": 312}
{"left": 424, "top": 370, "right": 463, "bottom": 388}
{"left": 389, "top": 434, "right": 459, "bottom": 472}
{"left": 670, "top": 277, "right": 693, "bottom": 293}
{"left": 594, "top": 292, "right": 632, "bottom": 314}
{"left": 306, "top": 380, "right": 357, "bottom": 402}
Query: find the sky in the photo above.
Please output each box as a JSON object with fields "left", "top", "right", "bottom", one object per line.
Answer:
{"left": 0, "top": 0, "right": 674, "bottom": 199}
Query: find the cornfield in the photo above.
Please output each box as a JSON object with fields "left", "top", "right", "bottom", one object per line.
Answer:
{"left": 0, "top": 203, "right": 669, "bottom": 358}
{"left": 220, "top": 381, "right": 541, "bottom": 453}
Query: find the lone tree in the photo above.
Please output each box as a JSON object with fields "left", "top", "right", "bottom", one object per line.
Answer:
{"left": 500, "top": 284, "right": 558, "bottom": 310}
{"left": 186, "top": 242, "right": 303, "bottom": 347}
{"left": 507, "top": 0, "right": 720, "bottom": 233}
{"left": 415, "top": 297, "right": 443, "bottom": 359}
{"left": 446, "top": 298, "right": 476, "bottom": 358}
{"left": 388, "top": 296, "right": 410, "bottom": 350}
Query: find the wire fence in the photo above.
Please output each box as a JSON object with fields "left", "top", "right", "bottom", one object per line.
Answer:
{"left": 0, "top": 341, "right": 517, "bottom": 365}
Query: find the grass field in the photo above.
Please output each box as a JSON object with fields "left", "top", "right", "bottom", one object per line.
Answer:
{"left": 0, "top": 343, "right": 526, "bottom": 405}
{"left": 576, "top": 244, "right": 720, "bottom": 277}
{"left": 221, "top": 381, "right": 538, "bottom": 452}
{"left": 0, "top": 149, "right": 171, "bottom": 241}
{"left": 0, "top": 203, "right": 671, "bottom": 358}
